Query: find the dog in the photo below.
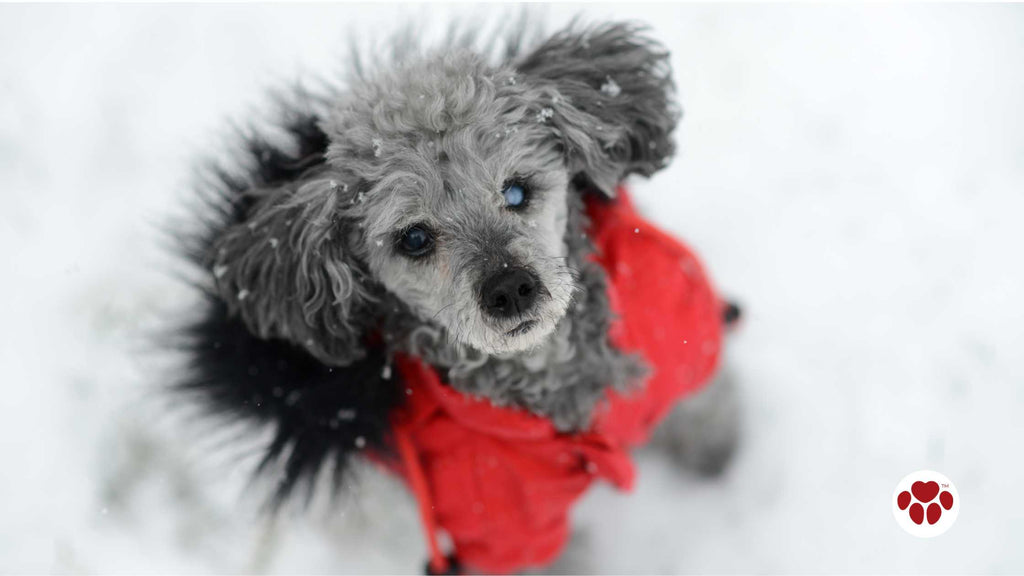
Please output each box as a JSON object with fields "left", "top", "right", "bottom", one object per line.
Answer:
{"left": 175, "top": 20, "right": 739, "bottom": 574}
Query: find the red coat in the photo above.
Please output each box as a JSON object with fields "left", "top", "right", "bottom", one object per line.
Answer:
{"left": 389, "top": 188, "right": 724, "bottom": 574}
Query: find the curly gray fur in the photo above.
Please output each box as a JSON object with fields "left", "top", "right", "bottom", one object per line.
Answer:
{"left": 207, "top": 20, "right": 677, "bottom": 431}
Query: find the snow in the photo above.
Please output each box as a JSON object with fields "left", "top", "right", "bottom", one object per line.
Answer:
{"left": 600, "top": 76, "right": 622, "bottom": 98}
{"left": 1, "top": 3, "right": 1023, "bottom": 573}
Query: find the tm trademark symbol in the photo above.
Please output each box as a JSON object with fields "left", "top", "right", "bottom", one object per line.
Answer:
{"left": 941, "top": 483, "right": 950, "bottom": 488}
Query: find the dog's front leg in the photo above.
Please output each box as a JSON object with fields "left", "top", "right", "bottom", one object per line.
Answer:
{"left": 653, "top": 368, "right": 741, "bottom": 477}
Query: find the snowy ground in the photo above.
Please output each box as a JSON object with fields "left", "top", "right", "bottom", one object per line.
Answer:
{"left": 2, "top": 4, "right": 1023, "bottom": 574}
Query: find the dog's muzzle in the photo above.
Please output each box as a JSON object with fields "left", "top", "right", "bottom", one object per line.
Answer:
{"left": 479, "top": 267, "right": 540, "bottom": 319}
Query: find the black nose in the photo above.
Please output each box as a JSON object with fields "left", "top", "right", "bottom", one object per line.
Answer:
{"left": 480, "top": 267, "right": 540, "bottom": 318}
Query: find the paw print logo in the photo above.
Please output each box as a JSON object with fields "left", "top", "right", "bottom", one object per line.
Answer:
{"left": 892, "top": 470, "right": 960, "bottom": 537}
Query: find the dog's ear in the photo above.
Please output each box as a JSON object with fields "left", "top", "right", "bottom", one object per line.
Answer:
{"left": 516, "top": 22, "right": 679, "bottom": 197}
{"left": 211, "top": 175, "right": 375, "bottom": 366}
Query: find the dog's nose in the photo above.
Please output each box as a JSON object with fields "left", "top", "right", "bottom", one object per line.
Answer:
{"left": 480, "top": 267, "right": 539, "bottom": 319}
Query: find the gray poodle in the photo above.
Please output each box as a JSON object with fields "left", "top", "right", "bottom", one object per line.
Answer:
{"left": 176, "top": 19, "right": 739, "bottom": 573}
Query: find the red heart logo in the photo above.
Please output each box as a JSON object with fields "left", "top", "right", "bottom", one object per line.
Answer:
{"left": 911, "top": 481, "right": 940, "bottom": 503}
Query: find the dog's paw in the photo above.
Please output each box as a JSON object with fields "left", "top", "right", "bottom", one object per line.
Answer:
{"left": 673, "top": 427, "right": 737, "bottom": 478}
{"left": 653, "top": 370, "right": 741, "bottom": 477}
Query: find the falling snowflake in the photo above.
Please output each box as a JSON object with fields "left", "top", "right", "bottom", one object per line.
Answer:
{"left": 600, "top": 76, "right": 621, "bottom": 97}
{"left": 237, "top": 289, "right": 250, "bottom": 301}
{"left": 213, "top": 265, "right": 228, "bottom": 279}
{"left": 354, "top": 436, "right": 366, "bottom": 449}
{"left": 381, "top": 365, "right": 392, "bottom": 380}
{"left": 536, "top": 107, "right": 554, "bottom": 123}
{"left": 268, "top": 238, "right": 279, "bottom": 248}
{"left": 372, "top": 137, "right": 383, "bottom": 158}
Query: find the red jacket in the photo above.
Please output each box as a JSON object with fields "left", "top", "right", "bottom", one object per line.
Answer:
{"left": 390, "top": 188, "right": 724, "bottom": 574}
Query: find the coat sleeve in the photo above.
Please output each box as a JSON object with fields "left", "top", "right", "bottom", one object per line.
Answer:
{"left": 586, "top": 190, "right": 725, "bottom": 445}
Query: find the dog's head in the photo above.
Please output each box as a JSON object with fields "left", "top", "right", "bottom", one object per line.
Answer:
{"left": 211, "top": 23, "right": 677, "bottom": 364}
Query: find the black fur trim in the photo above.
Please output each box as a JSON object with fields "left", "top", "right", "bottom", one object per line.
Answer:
{"left": 176, "top": 297, "right": 403, "bottom": 507}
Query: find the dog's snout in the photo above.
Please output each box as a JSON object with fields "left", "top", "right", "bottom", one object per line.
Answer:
{"left": 480, "top": 268, "right": 539, "bottom": 319}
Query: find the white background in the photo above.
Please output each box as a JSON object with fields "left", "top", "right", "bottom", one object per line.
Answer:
{"left": 1, "top": 3, "right": 1022, "bottom": 573}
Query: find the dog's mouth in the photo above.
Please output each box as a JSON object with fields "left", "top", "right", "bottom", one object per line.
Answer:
{"left": 505, "top": 319, "right": 538, "bottom": 337}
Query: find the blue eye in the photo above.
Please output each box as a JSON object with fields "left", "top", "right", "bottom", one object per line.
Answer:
{"left": 502, "top": 181, "right": 529, "bottom": 209}
{"left": 398, "top": 225, "right": 434, "bottom": 257}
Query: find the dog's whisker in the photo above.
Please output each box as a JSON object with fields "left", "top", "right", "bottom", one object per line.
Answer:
{"left": 431, "top": 301, "right": 458, "bottom": 322}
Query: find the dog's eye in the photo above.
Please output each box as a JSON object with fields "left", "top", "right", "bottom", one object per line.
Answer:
{"left": 397, "top": 225, "right": 434, "bottom": 258}
{"left": 502, "top": 180, "right": 529, "bottom": 210}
